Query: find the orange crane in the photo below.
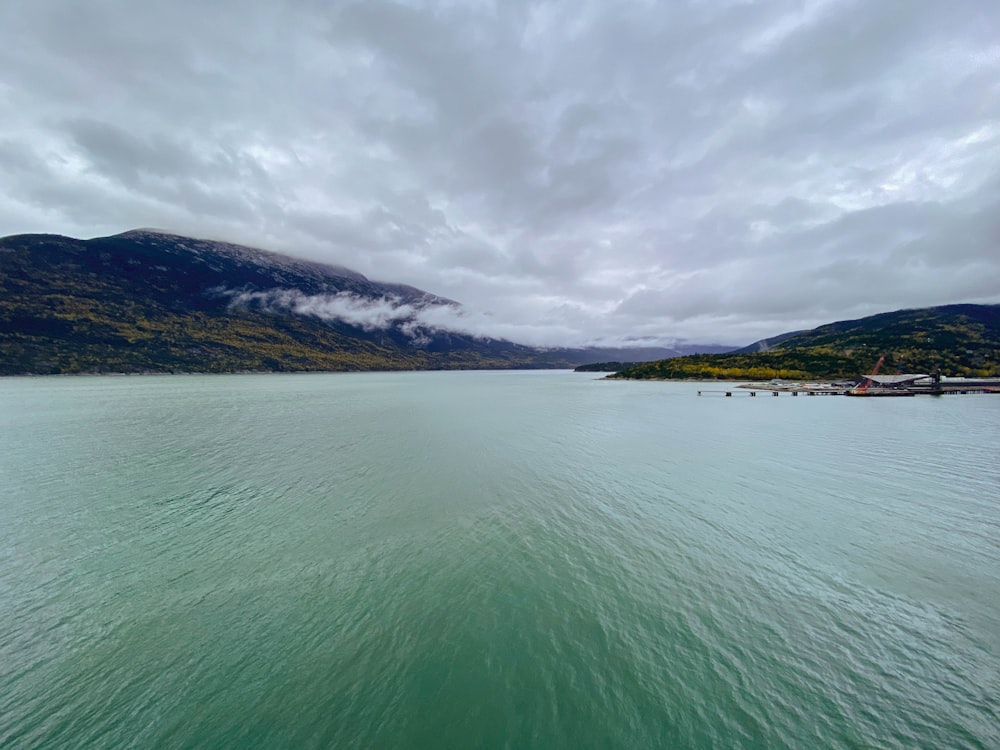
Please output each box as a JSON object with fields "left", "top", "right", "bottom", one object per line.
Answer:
{"left": 854, "top": 355, "right": 885, "bottom": 394}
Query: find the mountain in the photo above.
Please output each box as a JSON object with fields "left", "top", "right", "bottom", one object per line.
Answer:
{"left": 670, "top": 344, "right": 737, "bottom": 355}
{"left": 612, "top": 304, "right": 1000, "bottom": 380}
{"left": 574, "top": 362, "right": 638, "bottom": 373}
{"left": 0, "top": 230, "right": 673, "bottom": 375}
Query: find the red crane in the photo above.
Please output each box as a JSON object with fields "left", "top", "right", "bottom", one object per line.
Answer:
{"left": 855, "top": 355, "right": 885, "bottom": 394}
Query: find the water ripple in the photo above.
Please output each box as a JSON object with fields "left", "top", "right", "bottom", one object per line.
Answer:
{"left": 1, "top": 373, "right": 998, "bottom": 749}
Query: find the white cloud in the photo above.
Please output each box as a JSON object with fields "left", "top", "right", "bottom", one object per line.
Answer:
{"left": 229, "top": 289, "right": 417, "bottom": 332}
{"left": 224, "top": 287, "right": 595, "bottom": 348}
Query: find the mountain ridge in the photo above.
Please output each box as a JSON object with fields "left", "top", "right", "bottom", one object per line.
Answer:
{"left": 0, "top": 230, "right": 679, "bottom": 375}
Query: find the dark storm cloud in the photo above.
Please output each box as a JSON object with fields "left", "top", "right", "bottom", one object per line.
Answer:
{"left": 1, "top": 0, "right": 997, "bottom": 346}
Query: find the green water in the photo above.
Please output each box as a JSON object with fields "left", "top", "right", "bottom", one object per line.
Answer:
{"left": 1, "top": 371, "right": 998, "bottom": 749}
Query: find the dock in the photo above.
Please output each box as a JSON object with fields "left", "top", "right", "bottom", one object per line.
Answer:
{"left": 698, "top": 388, "right": 843, "bottom": 397}
{"left": 698, "top": 376, "right": 1000, "bottom": 398}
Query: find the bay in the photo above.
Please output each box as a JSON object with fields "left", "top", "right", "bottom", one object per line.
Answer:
{"left": 1, "top": 371, "right": 998, "bottom": 749}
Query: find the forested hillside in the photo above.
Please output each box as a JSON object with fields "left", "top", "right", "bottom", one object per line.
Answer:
{"left": 0, "top": 230, "right": 670, "bottom": 374}
{"left": 612, "top": 305, "right": 1000, "bottom": 380}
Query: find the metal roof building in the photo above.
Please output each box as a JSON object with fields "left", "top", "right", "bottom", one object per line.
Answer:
{"left": 866, "top": 374, "right": 929, "bottom": 385}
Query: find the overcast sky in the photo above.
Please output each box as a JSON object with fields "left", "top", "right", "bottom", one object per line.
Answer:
{"left": 1, "top": 0, "right": 998, "bottom": 346}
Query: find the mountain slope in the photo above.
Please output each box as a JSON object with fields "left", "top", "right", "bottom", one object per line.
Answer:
{"left": 612, "top": 304, "right": 1000, "bottom": 380}
{"left": 0, "top": 230, "right": 671, "bottom": 375}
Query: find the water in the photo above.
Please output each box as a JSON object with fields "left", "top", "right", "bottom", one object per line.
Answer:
{"left": 1, "top": 371, "right": 998, "bottom": 749}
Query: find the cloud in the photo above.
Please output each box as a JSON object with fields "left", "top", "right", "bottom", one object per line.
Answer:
{"left": 1, "top": 0, "right": 998, "bottom": 346}
{"left": 228, "top": 288, "right": 418, "bottom": 332}
{"left": 223, "top": 286, "right": 585, "bottom": 348}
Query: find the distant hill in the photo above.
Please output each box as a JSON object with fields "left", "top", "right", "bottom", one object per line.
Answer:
{"left": 561, "top": 347, "right": 680, "bottom": 363}
{"left": 571, "top": 344, "right": 734, "bottom": 373}
{"left": 574, "top": 362, "right": 636, "bottom": 373}
{"left": 0, "top": 230, "right": 678, "bottom": 375}
{"left": 670, "top": 344, "right": 736, "bottom": 355}
{"left": 612, "top": 304, "right": 1000, "bottom": 380}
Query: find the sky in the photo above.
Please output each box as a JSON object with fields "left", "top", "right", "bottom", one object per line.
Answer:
{"left": 1, "top": 0, "right": 998, "bottom": 347}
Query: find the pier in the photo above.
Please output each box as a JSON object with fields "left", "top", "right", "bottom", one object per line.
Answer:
{"left": 698, "top": 376, "right": 1000, "bottom": 398}
{"left": 697, "top": 388, "right": 843, "bottom": 397}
